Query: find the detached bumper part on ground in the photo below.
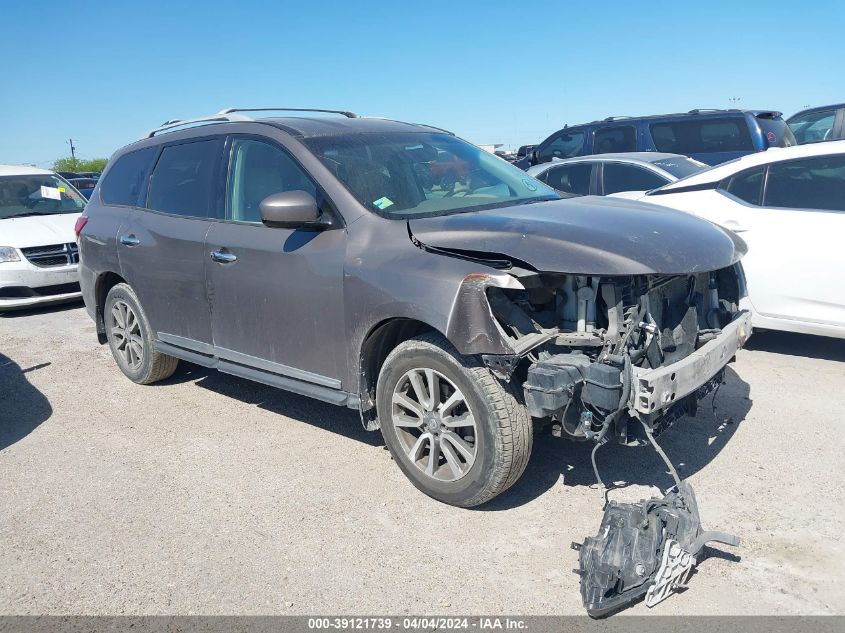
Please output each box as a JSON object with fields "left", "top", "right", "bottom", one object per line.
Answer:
{"left": 574, "top": 481, "right": 740, "bottom": 618}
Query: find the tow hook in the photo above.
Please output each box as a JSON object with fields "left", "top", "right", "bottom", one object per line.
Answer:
{"left": 574, "top": 419, "right": 740, "bottom": 617}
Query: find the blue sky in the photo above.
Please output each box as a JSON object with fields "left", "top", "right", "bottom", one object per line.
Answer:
{"left": 1, "top": 0, "right": 842, "bottom": 166}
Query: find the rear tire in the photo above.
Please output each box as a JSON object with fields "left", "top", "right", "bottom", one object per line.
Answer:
{"left": 104, "top": 283, "right": 178, "bottom": 385}
{"left": 376, "top": 332, "right": 532, "bottom": 508}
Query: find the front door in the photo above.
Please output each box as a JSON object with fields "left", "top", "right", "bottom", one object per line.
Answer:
{"left": 741, "top": 154, "right": 845, "bottom": 326}
{"left": 205, "top": 136, "right": 346, "bottom": 385}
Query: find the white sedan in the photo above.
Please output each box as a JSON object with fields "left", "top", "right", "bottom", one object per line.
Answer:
{"left": 610, "top": 141, "right": 845, "bottom": 338}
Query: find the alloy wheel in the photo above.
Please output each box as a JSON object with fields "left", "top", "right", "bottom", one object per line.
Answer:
{"left": 110, "top": 300, "right": 144, "bottom": 371}
{"left": 391, "top": 368, "right": 478, "bottom": 482}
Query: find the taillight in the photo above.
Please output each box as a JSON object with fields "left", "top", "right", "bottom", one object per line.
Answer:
{"left": 74, "top": 215, "right": 89, "bottom": 239}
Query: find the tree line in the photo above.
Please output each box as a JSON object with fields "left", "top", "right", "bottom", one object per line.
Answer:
{"left": 53, "top": 157, "right": 108, "bottom": 173}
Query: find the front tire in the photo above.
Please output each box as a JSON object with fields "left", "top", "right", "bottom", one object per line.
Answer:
{"left": 104, "top": 283, "right": 178, "bottom": 385}
{"left": 376, "top": 333, "right": 532, "bottom": 508}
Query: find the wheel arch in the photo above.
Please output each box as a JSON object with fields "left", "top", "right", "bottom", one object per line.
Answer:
{"left": 357, "top": 317, "right": 442, "bottom": 430}
{"left": 93, "top": 271, "right": 127, "bottom": 344}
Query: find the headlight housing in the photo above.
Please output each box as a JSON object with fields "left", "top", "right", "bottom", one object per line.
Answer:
{"left": 0, "top": 246, "right": 21, "bottom": 263}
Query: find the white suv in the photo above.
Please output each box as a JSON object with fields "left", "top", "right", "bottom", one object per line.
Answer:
{"left": 0, "top": 165, "right": 86, "bottom": 311}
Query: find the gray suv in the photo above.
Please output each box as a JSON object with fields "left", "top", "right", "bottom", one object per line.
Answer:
{"left": 78, "top": 108, "right": 751, "bottom": 508}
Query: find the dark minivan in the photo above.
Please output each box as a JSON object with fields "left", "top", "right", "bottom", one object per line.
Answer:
{"left": 514, "top": 109, "right": 795, "bottom": 169}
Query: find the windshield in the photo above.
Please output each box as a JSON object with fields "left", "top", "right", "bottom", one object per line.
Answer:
{"left": 0, "top": 174, "right": 86, "bottom": 219}
{"left": 650, "top": 157, "right": 708, "bottom": 179}
{"left": 305, "top": 132, "right": 559, "bottom": 218}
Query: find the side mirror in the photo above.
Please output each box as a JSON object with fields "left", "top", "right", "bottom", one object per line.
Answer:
{"left": 529, "top": 149, "right": 539, "bottom": 166}
{"left": 259, "top": 191, "right": 332, "bottom": 229}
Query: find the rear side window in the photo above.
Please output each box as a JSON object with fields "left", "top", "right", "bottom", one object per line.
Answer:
{"left": 542, "top": 163, "right": 592, "bottom": 195}
{"left": 764, "top": 155, "right": 845, "bottom": 211}
{"left": 593, "top": 126, "right": 637, "bottom": 154}
{"left": 649, "top": 118, "right": 753, "bottom": 154}
{"left": 723, "top": 167, "right": 765, "bottom": 205}
{"left": 602, "top": 164, "right": 667, "bottom": 194}
{"left": 147, "top": 140, "right": 219, "bottom": 218}
{"left": 788, "top": 110, "right": 837, "bottom": 144}
{"left": 99, "top": 147, "right": 156, "bottom": 207}
{"left": 538, "top": 130, "right": 585, "bottom": 162}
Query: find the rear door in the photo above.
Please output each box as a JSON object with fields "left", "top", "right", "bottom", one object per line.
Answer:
{"left": 204, "top": 135, "right": 346, "bottom": 385}
{"left": 118, "top": 137, "right": 223, "bottom": 346}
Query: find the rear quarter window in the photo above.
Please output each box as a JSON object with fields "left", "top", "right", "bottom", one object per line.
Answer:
{"left": 649, "top": 118, "right": 753, "bottom": 154}
{"left": 147, "top": 140, "right": 219, "bottom": 218}
{"left": 99, "top": 147, "right": 157, "bottom": 206}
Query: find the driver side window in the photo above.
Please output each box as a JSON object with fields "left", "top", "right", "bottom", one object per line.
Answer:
{"left": 227, "top": 138, "right": 317, "bottom": 224}
{"left": 538, "top": 130, "right": 585, "bottom": 162}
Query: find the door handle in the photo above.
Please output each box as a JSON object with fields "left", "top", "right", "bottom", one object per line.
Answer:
{"left": 119, "top": 234, "right": 140, "bottom": 246}
{"left": 211, "top": 249, "right": 237, "bottom": 264}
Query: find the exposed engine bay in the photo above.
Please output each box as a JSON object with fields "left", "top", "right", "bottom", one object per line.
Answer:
{"left": 483, "top": 265, "right": 751, "bottom": 445}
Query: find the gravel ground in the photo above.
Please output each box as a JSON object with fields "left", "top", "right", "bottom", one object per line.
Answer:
{"left": 1, "top": 302, "right": 843, "bottom": 616}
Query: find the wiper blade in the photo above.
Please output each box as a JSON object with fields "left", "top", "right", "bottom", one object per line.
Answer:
{"left": 512, "top": 196, "right": 558, "bottom": 206}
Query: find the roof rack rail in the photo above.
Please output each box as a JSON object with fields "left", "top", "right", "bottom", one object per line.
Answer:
{"left": 601, "top": 115, "right": 633, "bottom": 122}
{"left": 687, "top": 108, "right": 739, "bottom": 114}
{"left": 219, "top": 107, "right": 358, "bottom": 118}
{"left": 142, "top": 107, "right": 358, "bottom": 139}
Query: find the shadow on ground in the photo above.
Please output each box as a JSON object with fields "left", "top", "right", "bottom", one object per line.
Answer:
{"left": 177, "top": 356, "right": 751, "bottom": 508}
{"left": 0, "top": 353, "right": 53, "bottom": 450}
{"left": 744, "top": 329, "right": 845, "bottom": 362}
{"left": 484, "top": 365, "right": 752, "bottom": 510}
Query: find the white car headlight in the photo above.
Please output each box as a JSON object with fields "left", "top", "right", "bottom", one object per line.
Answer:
{"left": 0, "top": 246, "right": 21, "bottom": 263}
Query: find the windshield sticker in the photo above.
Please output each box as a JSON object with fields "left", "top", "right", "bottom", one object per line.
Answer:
{"left": 58, "top": 187, "right": 66, "bottom": 193}
{"left": 373, "top": 196, "right": 394, "bottom": 210}
{"left": 522, "top": 179, "right": 538, "bottom": 192}
{"left": 40, "top": 186, "right": 62, "bottom": 200}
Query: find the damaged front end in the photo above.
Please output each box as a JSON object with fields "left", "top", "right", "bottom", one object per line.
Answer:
{"left": 483, "top": 266, "right": 751, "bottom": 446}
{"left": 478, "top": 266, "right": 750, "bottom": 615}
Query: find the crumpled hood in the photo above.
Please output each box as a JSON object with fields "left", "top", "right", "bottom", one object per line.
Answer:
{"left": 408, "top": 196, "right": 746, "bottom": 275}
{"left": 0, "top": 213, "right": 81, "bottom": 248}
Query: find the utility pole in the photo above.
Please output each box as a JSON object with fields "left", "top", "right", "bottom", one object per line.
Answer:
{"left": 68, "top": 138, "right": 77, "bottom": 160}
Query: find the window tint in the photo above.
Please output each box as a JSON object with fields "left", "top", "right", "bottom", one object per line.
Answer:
{"left": 227, "top": 139, "right": 317, "bottom": 223}
{"left": 723, "top": 167, "right": 765, "bottom": 205}
{"left": 100, "top": 147, "right": 156, "bottom": 206}
{"left": 602, "top": 164, "right": 667, "bottom": 194}
{"left": 757, "top": 117, "right": 796, "bottom": 148}
{"left": 543, "top": 163, "right": 592, "bottom": 195}
{"left": 788, "top": 110, "right": 837, "bottom": 144}
{"left": 593, "top": 126, "right": 637, "bottom": 154}
{"left": 538, "top": 130, "right": 585, "bottom": 162}
{"left": 147, "top": 140, "right": 219, "bottom": 217}
{"left": 764, "top": 155, "right": 845, "bottom": 211}
{"left": 649, "top": 118, "right": 753, "bottom": 154}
